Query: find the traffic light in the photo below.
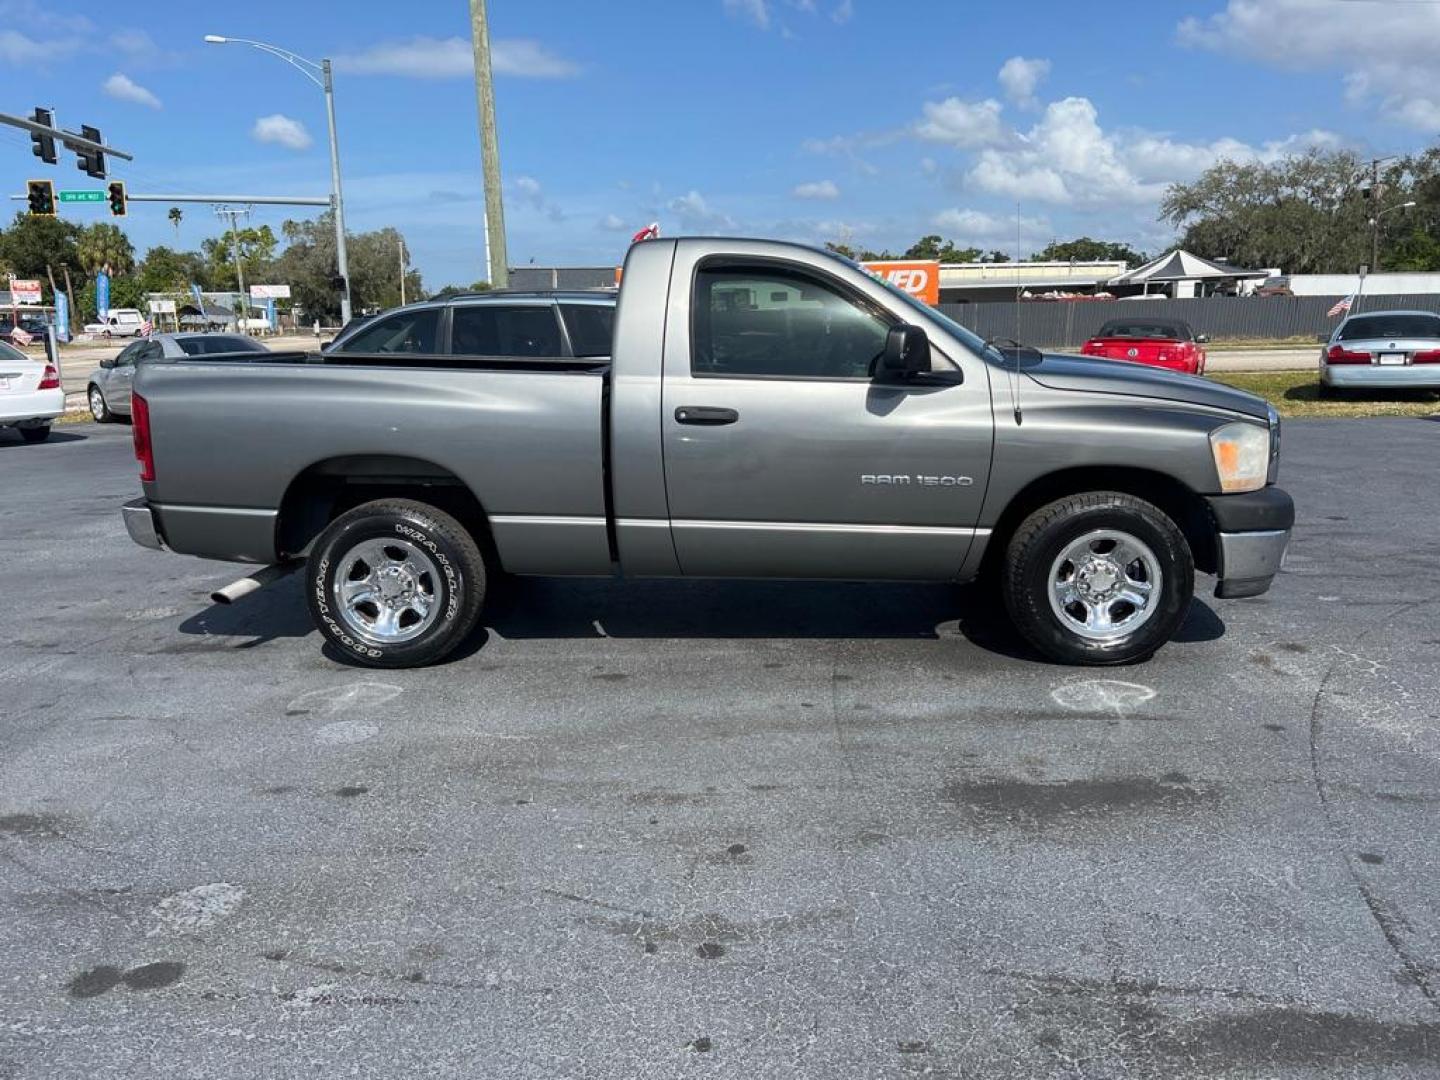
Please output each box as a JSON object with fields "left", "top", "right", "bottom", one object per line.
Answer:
{"left": 30, "top": 107, "right": 56, "bottom": 164}
{"left": 75, "top": 124, "right": 105, "bottom": 179}
{"left": 107, "top": 181, "right": 127, "bottom": 217}
{"left": 26, "top": 179, "right": 55, "bottom": 216}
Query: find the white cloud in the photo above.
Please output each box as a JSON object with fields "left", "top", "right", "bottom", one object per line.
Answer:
{"left": 792, "top": 179, "right": 840, "bottom": 200}
{"left": 668, "top": 190, "right": 734, "bottom": 232}
{"left": 599, "top": 213, "right": 630, "bottom": 231}
{"left": 1179, "top": 0, "right": 1440, "bottom": 131}
{"left": 997, "top": 56, "right": 1050, "bottom": 109}
{"left": 724, "top": 0, "right": 771, "bottom": 29}
{"left": 513, "top": 175, "right": 565, "bottom": 222}
{"left": 832, "top": 0, "right": 854, "bottom": 24}
{"left": 102, "top": 72, "right": 161, "bottom": 109}
{"left": 933, "top": 207, "right": 1050, "bottom": 246}
{"left": 251, "top": 114, "right": 313, "bottom": 151}
{"left": 913, "top": 97, "right": 1007, "bottom": 149}
{"left": 335, "top": 36, "right": 579, "bottom": 79}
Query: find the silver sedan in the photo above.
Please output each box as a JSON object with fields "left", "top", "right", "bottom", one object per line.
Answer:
{"left": 1321, "top": 310, "right": 1440, "bottom": 393}
{"left": 86, "top": 332, "right": 269, "bottom": 422}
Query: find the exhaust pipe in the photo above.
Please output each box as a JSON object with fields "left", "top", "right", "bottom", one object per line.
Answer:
{"left": 210, "top": 562, "right": 300, "bottom": 606}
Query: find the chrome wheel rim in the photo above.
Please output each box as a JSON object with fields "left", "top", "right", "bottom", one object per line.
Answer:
{"left": 1048, "top": 529, "right": 1163, "bottom": 642}
{"left": 332, "top": 537, "right": 442, "bottom": 645}
{"left": 89, "top": 388, "right": 104, "bottom": 419}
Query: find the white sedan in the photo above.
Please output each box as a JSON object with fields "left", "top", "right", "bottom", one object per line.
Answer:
{"left": 0, "top": 339, "right": 64, "bottom": 443}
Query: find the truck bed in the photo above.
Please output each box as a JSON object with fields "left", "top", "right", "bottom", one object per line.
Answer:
{"left": 135, "top": 356, "right": 614, "bottom": 574}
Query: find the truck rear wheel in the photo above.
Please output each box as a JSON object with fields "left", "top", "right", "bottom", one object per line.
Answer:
{"left": 1001, "top": 491, "right": 1193, "bottom": 665}
{"left": 306, "top": 499, "right": 486, "bottom": 668}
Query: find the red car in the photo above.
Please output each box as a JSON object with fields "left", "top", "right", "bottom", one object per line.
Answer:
{"left": 1079, "top": 318, "right": 1208, "bottom": 375}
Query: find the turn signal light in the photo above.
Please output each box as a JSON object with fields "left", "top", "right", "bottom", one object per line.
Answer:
{"left": 1326, "top": 345, "right": 1371, "bottom": 364}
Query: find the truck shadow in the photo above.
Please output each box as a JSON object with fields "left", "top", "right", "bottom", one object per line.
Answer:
{"left": 178, "top": 573, "right": 1226, "bottom": 664}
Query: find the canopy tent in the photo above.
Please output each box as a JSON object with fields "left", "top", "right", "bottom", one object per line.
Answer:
{"left": 1109, "top": 250, "right": 1267, "bottom": 290}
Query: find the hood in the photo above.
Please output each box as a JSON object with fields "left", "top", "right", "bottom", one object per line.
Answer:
{"left": 1021, "top": 352, "right": 1269, "bottom": 420}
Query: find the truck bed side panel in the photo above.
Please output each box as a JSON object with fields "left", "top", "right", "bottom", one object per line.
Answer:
{"left": 136, "top": 363, "right": 611, "bottom": 573}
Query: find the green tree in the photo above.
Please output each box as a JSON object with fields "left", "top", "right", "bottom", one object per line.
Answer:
{"left": 76, "top": 222, "right": 136, "bottom": 276}
{"left": 1031, "top": 237, "right": 1146, "bottom": 267}
{"left": 903, "top": 235, "right": 983, "bottom": 262}
{"left": 1160, "top": 149, "right": 1380, "bottom": 273}
{"left": 431, "top": 280, "right": 492, "bottom": 299}
{"left": 167, "top": 206, "right": 183, "bottom": 239}
{"left": 275, "top": 212, "right": 422, "bottom": 320}
{"left": 201, "top": 225, "right": 278, "bottom": 289}
{"left": 137, "top": 245, "right": 208, "bottom": 294}
{"left": 0, "top": 212, "right": 83, "bottom": 299}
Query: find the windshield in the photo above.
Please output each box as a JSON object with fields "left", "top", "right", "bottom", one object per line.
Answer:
{"left": 177, "top": 336, "right": 268, "bottom": 356}
{"left": 1338, "top": 314, "right": 1440, "bottom": 341}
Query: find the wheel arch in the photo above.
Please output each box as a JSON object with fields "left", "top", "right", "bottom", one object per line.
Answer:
{"left": 275, "top": 454, "right": 501, "bottom": 569}
{"left": 982, "top": 465, "right": 1216, "bottom": 576}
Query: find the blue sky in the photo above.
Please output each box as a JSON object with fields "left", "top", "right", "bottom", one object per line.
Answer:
{"left": 3, "top": 0, "right": 1438, "bottom": 287}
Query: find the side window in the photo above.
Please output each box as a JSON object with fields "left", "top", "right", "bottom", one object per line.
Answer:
{"left": 115, "top": 341, "right": 144, "bottom": 367}
{"left": 693, "top": 264, "right": 890, "bottom": 379}
{"left": 135, "top": 341, "right": 164, "bottom": 364}
{"left": 560, "top": 304, "right": 614, "bottom": 357}
{"left": 335, "top": 309, "right": 439, "bottom": 354}
{"left": 451, "top": 305, "right": 563, "bottom": 357}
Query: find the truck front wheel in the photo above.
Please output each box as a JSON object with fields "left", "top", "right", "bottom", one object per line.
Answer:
{"left": 306, "top": 499, "right": 487, "bottom": 668}
{"left": 1001, "top": 492, "right": 1194, "bottom": 665}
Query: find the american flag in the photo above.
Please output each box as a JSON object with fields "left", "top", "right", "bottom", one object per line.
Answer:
{"left": 9, "top": 326, "right": 32, "bottom": 347}
{"left": 140, "top": 319, "right": 154, "bottom": 337}
{"left": 1327, "top": 294, "right": 1353, "bottom": 317}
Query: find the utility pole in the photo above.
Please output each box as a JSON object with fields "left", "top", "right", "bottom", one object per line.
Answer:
{"left": 399, "top": 238, "right": 407, "bottom": 306}
{"left": 216, "top": 205, "right": 251, "bottom": 331}
{"left": 469, "top": 0, "right": 509, "bottom": 287}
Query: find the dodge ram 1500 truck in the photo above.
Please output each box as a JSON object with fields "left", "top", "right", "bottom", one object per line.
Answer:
{"left": 122, "top": 237, "right": 1292, "bottom": 668}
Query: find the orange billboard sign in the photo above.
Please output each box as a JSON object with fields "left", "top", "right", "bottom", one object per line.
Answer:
{"left": 860, "top": 260, "right": 940, "bottom": 305}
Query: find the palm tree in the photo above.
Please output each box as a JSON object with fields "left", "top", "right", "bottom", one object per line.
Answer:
{"left": 77, "top": 223, "right": 136, "bottom": 277}
{"left": 168, "top": 207, "right": 182, "bottom": 239}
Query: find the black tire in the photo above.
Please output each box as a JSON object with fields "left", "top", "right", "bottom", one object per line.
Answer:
{"left": 306, "top": 499, "right": 487, "bottom": 668}
{"left": 88, "top": 385, "right": 114, "bottom": 423}
{"left": 1001, "top": 491, "right": 1194, "bottom": 665}
{"left": 19, "top": 425, "right": 51, "bottom": 443}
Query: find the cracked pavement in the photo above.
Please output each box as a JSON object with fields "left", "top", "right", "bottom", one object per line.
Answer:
{"left": 1, "top": 418, "right": 1438, "bottom": 1078}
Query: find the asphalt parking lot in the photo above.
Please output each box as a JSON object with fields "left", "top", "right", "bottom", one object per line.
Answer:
{"left": 2, "top": 418, "right": 1439, "bottom": 1079}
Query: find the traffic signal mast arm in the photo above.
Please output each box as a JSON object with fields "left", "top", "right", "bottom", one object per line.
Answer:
{"left": 0, "top": 111, "right": 134, "bottom": 175}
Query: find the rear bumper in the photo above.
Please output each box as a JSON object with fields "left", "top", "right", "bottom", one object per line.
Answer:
{"left": 1321, "top": 364, "right": 1440, "bottom": 389}
{"left": 0, "top": 387, "right": 64, "bottom": 426}
{"left": 122, "top": 497, "right": 165, "bottom": 551}
{"left": 1205, "top": 487, "right": 1294, "bottom": 599}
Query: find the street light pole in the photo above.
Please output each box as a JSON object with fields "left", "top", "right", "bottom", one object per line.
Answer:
{"left": 204, "top": 35, "right": 353, "bottom": 324}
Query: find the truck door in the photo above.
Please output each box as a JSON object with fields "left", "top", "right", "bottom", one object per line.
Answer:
{"left": 660, "top": 255, "right": 993, "bottom": 580}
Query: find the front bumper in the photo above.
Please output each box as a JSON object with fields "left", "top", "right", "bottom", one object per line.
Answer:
{"left": 1205, "top": 487, "right": 1294, "bottom": 599}
{"left": 122, "top": 497, "right": 165, "bottom": 551}
{"left": 1322, "top": 364, "right": 1440, "bottom": 390}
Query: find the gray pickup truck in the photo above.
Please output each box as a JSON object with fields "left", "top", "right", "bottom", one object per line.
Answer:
{"left": 123, "top": 237, "right": 1292, "bottom": 668}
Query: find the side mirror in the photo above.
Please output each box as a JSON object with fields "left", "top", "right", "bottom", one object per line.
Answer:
{"left": 876, "top": 323, "right": 930, "bottom": 379}
{"left": 1195, "top": 334, "right": 1210, "bottom": 344}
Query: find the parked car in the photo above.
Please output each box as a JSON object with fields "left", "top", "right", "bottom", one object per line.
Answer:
{"left": 322, "top": 290, "right": 616, "bottom": 359}
{"left": 1320, "top": 309, "right": 1440, "bottom": 394}
{"left": 1079, "top": 318, "right": 1209, "bottom": 375}
{"left": 87, "top": 333, "right": 270, "bottom": 422}
{"left": 1255, "top": 276, "right": 1293, "bottom": 298}
{"left": 123, "top": 237, "right": 1290, "bottom": 669}
{"left": 0, "top": 313, "right": 50, "bottom": 345}
{"left": 83, "top": 309, "right": 146, "bottom": 339}
{"left": 0, "top": 338, "right": 63, "bottom": 442}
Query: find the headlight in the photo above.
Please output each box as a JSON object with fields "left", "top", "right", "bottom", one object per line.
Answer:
{"left": 1210, "top": 422, "right": 1270, "bottom": 493}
